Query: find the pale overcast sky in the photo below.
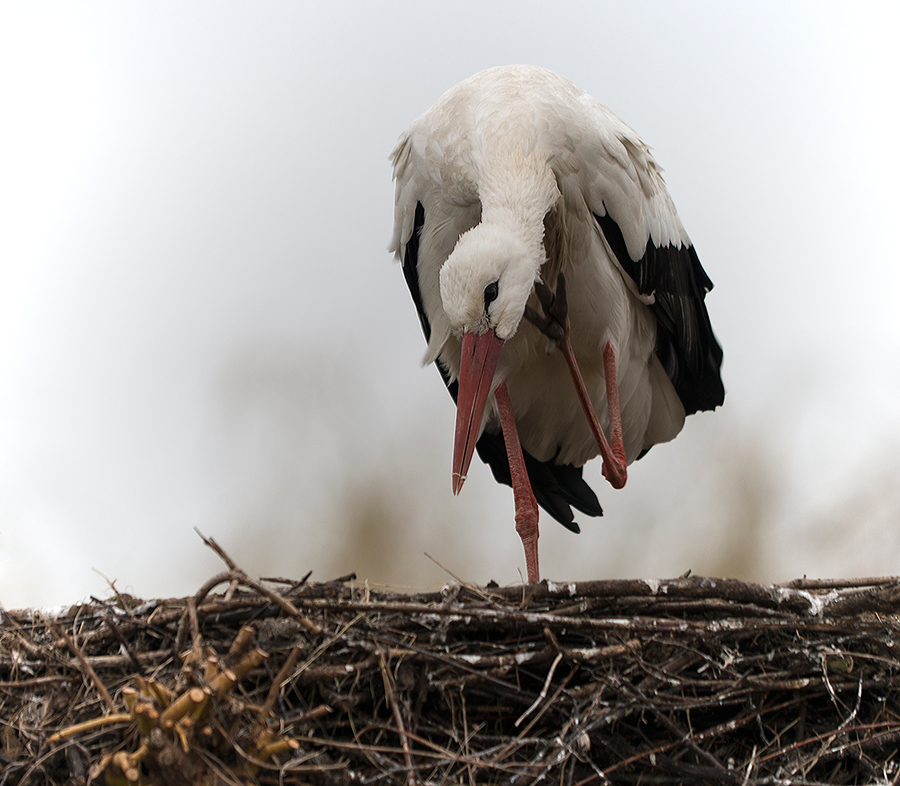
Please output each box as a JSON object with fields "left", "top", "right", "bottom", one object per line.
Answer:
{"left": 2, "top": 2, "right": 899, "bottom": 608}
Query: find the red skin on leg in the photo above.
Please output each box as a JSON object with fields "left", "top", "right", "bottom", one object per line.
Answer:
{"left": 559, "top": 334, "right": 627, "bottom": 489}
{"left": 526, "top": 273, "right": 627, "bottom": 490}
{"left": 495, "top": 381, "right": 541, "bottom": 583}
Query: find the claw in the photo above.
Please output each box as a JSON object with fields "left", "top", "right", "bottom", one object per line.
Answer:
{"left": 534, "top": 279, "right": 555, "bottom": 313}
{"left": 547, "top": 272, "right": 568, "bottom": 325}
{"left": 526, "top": 272, "right": 569, "bottom": 344}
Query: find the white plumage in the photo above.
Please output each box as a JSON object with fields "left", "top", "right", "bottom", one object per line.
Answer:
{"left": 391, "top": 65, "right": 723, "bottom": 581}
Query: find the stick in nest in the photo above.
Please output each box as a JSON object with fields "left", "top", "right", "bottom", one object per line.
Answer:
{"left": 42, "top": 612, "right": 117, "bottom": 714}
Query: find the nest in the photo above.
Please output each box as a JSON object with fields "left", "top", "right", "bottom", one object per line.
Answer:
{"left": 3, "top": 540, "right": 900, "bottom": 785}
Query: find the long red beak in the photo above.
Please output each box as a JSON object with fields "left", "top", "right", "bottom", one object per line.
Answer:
{"left": 452, "top": 330, "right": 504, "bottom": 495}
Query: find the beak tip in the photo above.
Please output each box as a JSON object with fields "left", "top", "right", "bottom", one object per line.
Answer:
{"left": 452, "top": 473, "right": 465, "bottom": 495}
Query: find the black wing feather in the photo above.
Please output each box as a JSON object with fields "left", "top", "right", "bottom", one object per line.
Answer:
{"left": 402, "top": 203, "right": 432, "bottom": 341}
{"left": 594, "top": 210, "right": 724, "bottom": 415}
{"left": 402, "top": 202, "right": 603, "bottom": 531}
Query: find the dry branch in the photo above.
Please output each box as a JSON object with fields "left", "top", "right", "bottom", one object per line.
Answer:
{"left": 3, "top": 571, "right": 900, "bottom": 784}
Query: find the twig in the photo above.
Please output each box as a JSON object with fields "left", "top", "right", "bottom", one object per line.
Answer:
{"left": 48, "top": 714, "right": 132, "bottom": 743}
{"left": 101, "top": 611, "right": 145, "bottom": 676}
{"left": 194, "top": 527, "right": 239, "bottom": 571}
{"left": 757, "top": 721, "right": 900, "bottom": 764}
{"left": 258, "top": 645, "right": 302, "bottom": 723}
{"left": 1, "top": 602, "right": 43, "bottom": 658}
{"left": 186, "top": 596, "right": 203, "bottom": 665}
{"left": 779, "top": 576, "right": 900, "bottom": 589}
{"left": 378, "top": 645, "right": 417, "bottom": 785}
{"left": 175, "top": 569, "right": 321, "bottom": 653}
{"left": 515, "top": 652, "right": 562, "bottom": 727}
{"left": 424, "top": 552, "right": 504, "bottom": 605}
{"left": 42, "top": 613, "right": 117, "bottom": 714}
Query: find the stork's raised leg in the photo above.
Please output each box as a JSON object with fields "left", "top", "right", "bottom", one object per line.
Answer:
{"left": 525, "top": 272, "right": 627, "bottom": 489}
{"left": 495, "top": 381, "right": 540, "bottom": 583}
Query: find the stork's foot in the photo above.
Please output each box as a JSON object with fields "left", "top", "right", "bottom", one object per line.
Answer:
{"left": 524, "top": 272, "right": 569, "bottom": 345}
{"left": 526, "top": 273, "right": 627, "bottom": 490}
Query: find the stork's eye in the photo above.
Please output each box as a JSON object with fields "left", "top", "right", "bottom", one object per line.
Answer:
{"left": 483, "top": 281, "right": 499, "bottom": 308}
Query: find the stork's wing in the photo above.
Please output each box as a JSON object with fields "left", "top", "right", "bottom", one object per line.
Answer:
{"left": 594, "top": 211, "right": 724, "bottom": 415}
{"left": 399, "top": 202, "right": 603, "bottom": 532}
{"left": 567, "top": 101, "right": 725, "bottom": 415}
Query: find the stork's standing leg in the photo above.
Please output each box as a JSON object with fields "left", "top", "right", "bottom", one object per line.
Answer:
{"left": 495, "top": 381, "right": 540, "bottom": 583}
{"left": 525, "top": 272, "right": 628, "bottom": 489}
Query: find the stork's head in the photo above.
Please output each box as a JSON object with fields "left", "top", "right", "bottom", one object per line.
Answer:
{"left": 440, "top": 223, "right": 538, "bottom": 340}
{"left": 440, "top": 223, "right": 542, "bottom": 494}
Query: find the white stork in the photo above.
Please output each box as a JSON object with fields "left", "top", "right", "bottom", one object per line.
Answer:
{"left": 390, "top": 65, "right": 724, "bottom": 583}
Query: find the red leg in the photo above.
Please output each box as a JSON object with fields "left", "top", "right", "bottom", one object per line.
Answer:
{"left": 525, "top": 273, "right": 627, "bottom": 490}
{"left": 495, "top": 381, "right": 540, "bottom": 583}
{"left": 559, "top": 334, "right": 627, "bottom": 489}
{"left": 601, "top": 340, "right": 627, "bottom": 478}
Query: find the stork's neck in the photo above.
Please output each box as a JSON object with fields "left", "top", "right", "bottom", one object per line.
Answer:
{"left": 478, "top": 156, "right": 559, "bottom": 260}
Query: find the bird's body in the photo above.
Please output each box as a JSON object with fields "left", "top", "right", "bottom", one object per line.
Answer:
{"left": 390, "top": 66, "right": 723, "bottom": 577}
